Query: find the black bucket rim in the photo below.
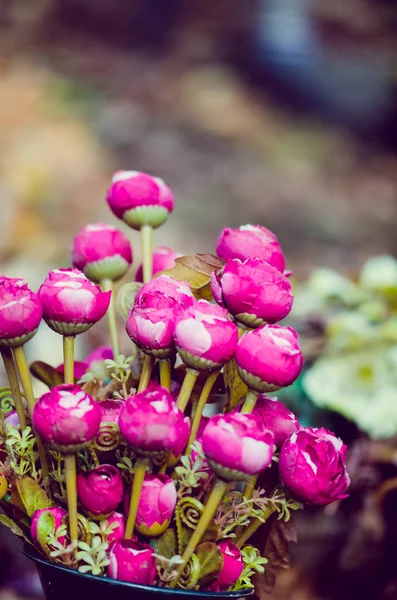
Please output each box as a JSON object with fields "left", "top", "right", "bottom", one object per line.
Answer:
{"left": 24, "top": 543, "right": 253, "bottom": 597}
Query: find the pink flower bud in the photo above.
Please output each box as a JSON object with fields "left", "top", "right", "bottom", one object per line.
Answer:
{"left": 124, "top": 474, "right": 177, "bottom": 537}
{"left": 235, "top": 325, "right": 303, "bottom": 393}
{"left": 77, "top": 464, "right": 124, "bottom": 516}
{"left": 135, "top": 275, "right": 195, "bottom": 315}
{"left": 0, "top": 277, "right": 42, "bottom": 347}
{"left": 56, "top": 361, "right": 88, "bottom": 381}
{"left": 214, "top": 541, "right": 244, "bottom": 591}
{"left": 38, "top": 269, "right": 111, "bottom": 336}
{"left": 216, "top": 225, "right": 286, "bottom": 273}
{"left": 119, "top": 384, "right": 190, "bottom": 456}
{"left": 253, "top": 396, "right": 299, "bottom": 447}
{"left": 170, "top": 415, "right": 191, "bottom": 461}
{"left": 211, "top": 258, "right": 293, "bottom": 327}
{"left": 174, "top": 300, "right": 238, "bottom": 370}
{"left": 108, "top": 540, "right": 156, "bottom": 584}
{"left": 85, "top": 346, "right": 113, "bottom": 380}
{"left": 72, "top": 223, "right": 133, "bottom": 282}
{"left": 107, "top": 512, "right": 126, "bottom": 546}
{"left": 279, "top": 427, "right": 350, "bottom": 506}
{"left": 107, "top": 171, "right": 174, "bottom": 230}
{"left": 100, "top": 399, "right": 124, "bottom": 425}
{"left": 202, "top": 412, "right": 274, "bottom": 481}
{"left": 33, "top": 384, "right": 102, "bottom": 452}
{"left": 126, "top": 305, "right": 176, "bottom": 358}
{"left": 31, "top": 507, "right": 67, "bottom": 547}
{"left": 135, "top": 246, "right": 180, "bottom": 283}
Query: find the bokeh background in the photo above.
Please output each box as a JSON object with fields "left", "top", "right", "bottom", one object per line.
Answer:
{"left": 1, "top": 1, "right": 397, "bottom": 598}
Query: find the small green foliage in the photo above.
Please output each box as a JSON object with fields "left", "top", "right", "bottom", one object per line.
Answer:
{"left": 6, "top": 426, "right": 40, "bottom": 480}
{"left": 116, "top": 445, "right": 135, "bottom": 483}
{"left": 76, "top": 536, "right": 110, "bottom": 576}
{"left": 233, "top": 546, "right": 268, "bottom": 591}
{"left": 175, "top": 442, "right": 209, "bottom": 497}
{"left": 105, "top": 354, "right": 134, "bottom": 399}
{"left": 88, "top": 519, "right": 118, "bottom": 543}
{"left": 154, "top": 553, "right": 185, "bottom": 584}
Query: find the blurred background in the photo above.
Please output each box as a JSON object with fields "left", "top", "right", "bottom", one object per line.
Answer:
{"left": 1, "top": 1, "right": 397, "bottom": 598}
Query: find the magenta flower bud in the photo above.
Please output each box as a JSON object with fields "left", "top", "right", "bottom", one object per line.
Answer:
{"left": 107, "top": 171, "right": 174, "bottom": 230}
{"left": 279, "top": 427, "right": 350, "bottom": 506}
{"left": 202, "top": 412, "right": 274, "bottom": 481}
{"left": 38, "top": 269, "right": 111, "bottom": 336}
{"left": 119, "top": 384, "right": 190, "bottom": 457}
{"left": 235, "top": 325, "right": 303, "bottom": 393}
{"left": 174, "top": 300, "right": 238, "bottom": 370}
{"left": 33, "top": 384, "right": 102, "bottom": 452}
{"left": 0, "top": 277, "right": 42, "bottom": 347}
{"left": 170, "top": 415, "right": 191, "bottom": 461}
{"left": 108, "top": 540, "right": 156, "bottom": 584}
{"left": 72, "top": 223, "right": 133, "bottom": 282}
{"left": 124, "top": 474, "right": 177, "bottom": 537}
{"left": 56, "top": 361, "right": 88, "bottom": 381}
{"left": 31, "top": 507, "right": 67, "bottom": 547}
{"left": 211, "top": 258, "right": 293, "bottom": 327}
{"left": 107, "top": 512, "right": 126, "bottom": 545}
{"left": 126, "top": 305, "right": 176, "bottom": 358}
{"left": 77, "top": 464, "right": 124, "bottom": 516}
{"left": 135, "top": 246, "right": 180, "bottom": 283}
{"left": 85, "top": 346, "right": 113, "bottom": 380}
{"left": 100, "top": 399, "right": 124, "bottom": 425}
{"left": 135, "top": 275, "right": 195, "bottom": 315}
{"left": 253, "top": 396, "right": 299, "bottom": 448}
{"left": 214, "top": 541, "right": 244, "bottom": 591}
{"left": 216, "top": 225, "right": 286, "bottom": 272}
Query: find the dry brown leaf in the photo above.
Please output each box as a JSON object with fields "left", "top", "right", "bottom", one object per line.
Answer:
{"left": 158, "top": 254, "right": 225, "bottom": 300}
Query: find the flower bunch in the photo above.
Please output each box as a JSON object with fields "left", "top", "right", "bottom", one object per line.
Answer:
{"left": 0, "top": 169, "right": 349, "bottom": 597}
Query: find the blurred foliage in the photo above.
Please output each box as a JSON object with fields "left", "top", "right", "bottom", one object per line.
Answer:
{"left": 290, "top": 255, "right": 397, "bottom": 439}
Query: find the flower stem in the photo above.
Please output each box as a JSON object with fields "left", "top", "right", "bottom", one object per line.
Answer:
{"left": 176, "top": 368, "right": 199, "bottom": 413}
{"left": 159, "top": 359, "right": 171, "bottom": 390}
{"left": 170, "top": 478, "right": 229, "bottom": 588}
{"left": 12, "top": 345, "right": 49, "bottom": 481}
{"left": 100, "top": 279, "right": 120, "bottom": 359}
{"left": 1, "top": 347, "right": 27, "bottom": 430}
{"left": 125, "top": 457, "right": 150, "bottom": 538}
{"left": 235, "top": 474, "right": 259, "bottom": 538}
{"left": 236, "top": 505, "right": 275, "bottom": 548}
{"left": 64, "top": 454, "right": 78, "bottom": 546}
{"left": 241, "top": 389, "right": 258, "bottom": 414}
{"left": 141, "top": 224, "right": 153, "bottom": 283}
{"left": 63, "top": 336, "right": 75, "bottom": 384}
{"left": 186, "top": 370, "right": 219, "bottom": 455}
{"left": 138, "top": 355, "right": 154, "bottom": 392}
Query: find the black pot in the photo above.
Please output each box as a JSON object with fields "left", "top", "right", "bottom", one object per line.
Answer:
{"left": 24, "top": 544, "right": 253, "bottom": 600}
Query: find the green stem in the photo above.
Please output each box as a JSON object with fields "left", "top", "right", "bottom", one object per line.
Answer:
{"left": 235, "top": 474, "right": 259, "bottom": 538}
{"left": 12, "top": 345, "right": 49, "bottom": 481}
{"left": 63, "top": 336, "right": 75, "bottom": 384}
{"left": 186, "top": 370, "right": 219, "bottom": 455}
{"left": 236, "top": 505, "right": 275, "bottom": 548}
{"left": 1, "top": 347, "right": 27, "bottom": 430}
{"left": 64, "top": 454, "right": 78, "bottom": 547}
{"left": 125, "top": 457, "right": 150, "bottom": 538}
{"left": 141, "top": 225, "right": 153, "bottom": 283}
{"left": 159, "top": 359, "right": 171, "bottom": 390}
{"left": 241, "top": 390, "right": 258, "bottom": 414}
{"left": 138, "top": 355, "right": 154, "bottom": 392}
{"left": 101, "top": 279, "right": 120, "bottom": 359}
{"left": 170, "top": 479, "right": 229, "bottom": 588}
{"left": 176, "top": 369, "right": 199, "bottom": 413}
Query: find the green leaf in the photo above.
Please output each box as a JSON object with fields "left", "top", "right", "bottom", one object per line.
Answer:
{"left": 0, "top": 513, "right": 31, "bottom": 543}
{"left": 30, "top": 361, "right": 64, "bottom": 389}
{"left": 155, "top": 528, "right": 177, "bottom": 560}
{"left": 15, "top": 477, "right": 52, "bottom": 516}
{"left": 195, "top": 542, "right": 223, "bottom": 587}
{"left": 159, "top": 254, "right": 225, "bottom": 300}
{"left": 36, "top": 511, "right": 56, "bottom": 551}
{"left": 223, "top": 359, "right": 248, "bottom": 410}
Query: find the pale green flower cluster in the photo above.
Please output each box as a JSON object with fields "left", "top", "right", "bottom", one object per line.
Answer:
{"left": 293, "top": 255, "right": 397, "bottom": 439}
